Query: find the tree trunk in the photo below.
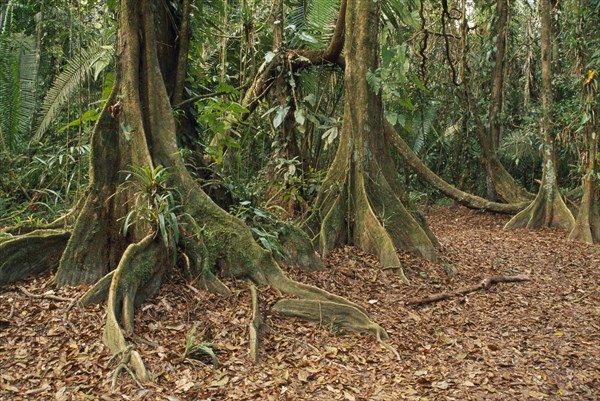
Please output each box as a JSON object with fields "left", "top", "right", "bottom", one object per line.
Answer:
{"left": 460, "top": 0, "right": 533, "bottom": 204}
{"left": 489, "top": 0, "right": 508, "bottom": 150}
{"left": 568, "top": 2, "right": 599, "bottom": 244}
{"left": 504, "top": 0, "right": 574, "bottom": 230}
{"left": 1, "top": 0, "right": 387, "bottom": 381}
{"left": 384, "top": 122, "right": 528, "bottom": 214}
{"left": 309, "top": 0, "right": 438, "bottom": 284}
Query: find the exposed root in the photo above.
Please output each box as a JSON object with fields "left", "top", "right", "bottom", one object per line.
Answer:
{"left": 568, "top": 181, "right": 600, "bottom": 244}
{"left": 263, "top": 264, "right": 368, "bottom": 315}
{"left": 505, "top": 188, "right": 574, "bottom": 230}
{"left": 107, "top": 345, "right": 145, "bottom": 391}
{"left": 0, "top": 229, "right": 70, "bottom": 286}
{"left": 80, "top": 271, "right": 114, "bottom": 306}
{"left": 104, "top": 235, "right": 170, "bottom": 383}
{"left": 248, "top": 283, "right": 263, "bottom": 363}
{"left": 17, "top": 286, "right": 73, "bottom": 302}
{"left": 272, "top": 299, "right": 388, "bottom": 340}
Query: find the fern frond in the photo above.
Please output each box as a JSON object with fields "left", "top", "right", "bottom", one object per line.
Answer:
{"left": 32, "top": 41, "right": 114, "bottom": 143}
{"left": 288, "top": 0, "right": 340, "bottom": 49}
{"left": 0, "top": 37, "right": 21, "bottom": 152}
{"left": 15, "top": 34, "right": 39, "bottom": 136}
{"left": 412, "top": 102, "right": 438, "bottom": 154}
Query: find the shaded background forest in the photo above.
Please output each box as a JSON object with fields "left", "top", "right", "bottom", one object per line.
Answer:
{"left": 1, "top": 0, "right": 598, "bottom": 234}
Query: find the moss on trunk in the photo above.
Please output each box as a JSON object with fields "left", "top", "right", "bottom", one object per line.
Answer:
{"left": 309, "top": 0, "right": 436, "bottom": 283}
{"left": 505, "top": 0, "right": 574, "bottom": 231}
{"left": 2, "top": 0, "right": 387, "bottom": 383}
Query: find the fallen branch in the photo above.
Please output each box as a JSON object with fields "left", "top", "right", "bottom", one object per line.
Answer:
{"left": 406, "top": 275, "right": 530, "bottom": 306}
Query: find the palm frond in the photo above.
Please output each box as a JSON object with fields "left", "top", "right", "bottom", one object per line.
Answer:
{"left": 0, "top": 2, "right": 15, "bottom": 35}
{"left": 0, "top": 37, "right": 22, "bottom": 152}
{"left": 288, "top": 0, "right": 340, "bottom": 48}
{"left": 412, "top": 102, "right": 437, "bottom": 155}
{"left": 15, "top": 34, "right": 39, "bottom": 136}
{"left": 32, "top": 40, "right": 114, "bottom": 144}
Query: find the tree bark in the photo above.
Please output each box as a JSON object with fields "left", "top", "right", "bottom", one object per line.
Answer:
{"left": 489, "top": 0, "right": 508, "bottom": 150}
{"left": 384, "top": 122, "right": 528, "bottom": 214}
{"left": 1, "top": 0, "right": 386, "bottom": 381}
{"left": 460, "top": 0, "right": 533, "bottom": 204}
{"left": 504, "top": 0, "right": 574, "bottom": 230}
{"left": 568, "top": 2, "right": 599, "bottom": 243}
{"left": 309, "top": 0, "right": 438, "bottom": 284}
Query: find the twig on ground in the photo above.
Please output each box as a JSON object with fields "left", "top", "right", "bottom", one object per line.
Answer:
{"left": 406, "top": 275, "right": 530, "bottom": 306}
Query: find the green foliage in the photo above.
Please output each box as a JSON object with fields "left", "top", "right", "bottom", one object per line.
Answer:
{"left": 196, "top": 84, "right": 248, "bottom": 164}
{"left": 119, "top": 165, "right": 181, "bottom": 252}
{"left": 33, "top": 40, "right": 114, "bottom": 143}
{"left": 0, "top": 37, "right": 20, "bottom": 152}
{"left": 287, "top": 0, "right": 340, "bottom": 48}
{"left": 182, "top": 322, "right": 219, "bottom": 368}
{"left": 230, "top": 199, "right": 287, "bottom": 256}
{"left": 0, "top": 33, "right": 39, "bottom": 152}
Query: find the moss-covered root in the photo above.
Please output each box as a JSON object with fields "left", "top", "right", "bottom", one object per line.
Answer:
{"left": 273, "top": 299, "right": 387, "bottom": 340}
{"left": 80, "top": 271, "right": 114, "bottom": 306}
{"left": 0, "top": 230, "right": 70, "bottom": 286}
{"left": 180, "top": 236, "right": 231, "bottom": 296}
{"left": 568, "top": 181, "right": 600, "bottom": 244}
{"left": 260, "top": 263, "right": 366, "bottom": 313}
{"left": 504, "top": 190, "right": 575, "bottom": 230}
{"left": 276, "top": 225, "right": 324, "bottom": 271}
{"left": 104, "top": 235, "right": 169, "bottom": 382}
{"left": 248, "top": 283, "right": 262, "bottom": 363}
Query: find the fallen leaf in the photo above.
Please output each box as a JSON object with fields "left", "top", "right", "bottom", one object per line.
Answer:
{"left": 208, "top": 376, "right": 229, "bottom": 387}
{"left": 298, "top": 370, "right": 311, "bottom": 382}
{"left": 432, "top": 380, "right": 449, "bottom": 389}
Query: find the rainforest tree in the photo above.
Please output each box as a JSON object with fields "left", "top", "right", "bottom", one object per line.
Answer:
{"left": 0, "top": 0, "right": 387, "bottom": 382}
{"left": 308, "top": 0, "right": 439, "bottom": 284}
{"left": 505, "top": 0, "right": 574, "bottom": 230}
{"left": 568, "top": 0, "right": 600, "bottom": 244}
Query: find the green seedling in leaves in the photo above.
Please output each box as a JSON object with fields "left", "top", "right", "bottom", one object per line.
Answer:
{"left": 182, "top": 322, "right": 219, "bottom": 368}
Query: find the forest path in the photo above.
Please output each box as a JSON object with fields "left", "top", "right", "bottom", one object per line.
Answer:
{"left": 1, "top": 206, "right": 598, "bottom": 400}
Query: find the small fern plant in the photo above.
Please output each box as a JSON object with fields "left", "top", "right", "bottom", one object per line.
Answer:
{"left": 119, "top": 165, "right": 181, "bottom": 252}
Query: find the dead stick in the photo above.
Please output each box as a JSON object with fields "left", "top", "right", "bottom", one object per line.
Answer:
{"left": 406, "top": 275, "right": 529, "bottom": 306}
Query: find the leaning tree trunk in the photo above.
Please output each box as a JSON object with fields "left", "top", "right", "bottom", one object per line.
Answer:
{"left": 309, "top": 0, "right": 438, "bottom": 284}
{"left": 383, "top": 122, "right": 528, "bottom": 214}
{"left": 505, "top": 0, "right": 574, "bottom": 230}
{"left": 1, "top": 0, "right": 389, "bottom": 382}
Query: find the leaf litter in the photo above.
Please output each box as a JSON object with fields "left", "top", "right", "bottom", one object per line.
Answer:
{"left": 1, "top": 205, "right": 599, "bottom": 400}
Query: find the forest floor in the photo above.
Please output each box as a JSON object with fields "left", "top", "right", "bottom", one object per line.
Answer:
{"left": 1, "top": 205, "right": 599, "bottom": 400}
